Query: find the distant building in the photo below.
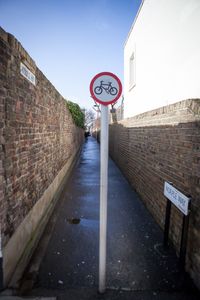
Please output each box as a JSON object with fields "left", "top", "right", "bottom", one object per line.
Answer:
{"left": 109, "top": 96, "right": 124, "bottom": 124}
{"left": 115, "top": 96, "right": 124, "bottom": 122}
{"left": 124, "top": 0, "right": 200, "bottom": 118}
{"left": 92, "top": 111, "right": 100, "bottom": 139}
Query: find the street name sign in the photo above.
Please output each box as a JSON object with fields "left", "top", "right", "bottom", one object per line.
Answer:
{"left": 164, "top": 182, "right": 190, "bottom": 216}
{"left": 20, "top": 62, "right": 36, "bottom": 85}
{"left": 90, "top": 72, "right": 122, "bottom": 105}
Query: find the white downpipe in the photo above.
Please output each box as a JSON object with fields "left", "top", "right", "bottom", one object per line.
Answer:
{"left": 99, "top": 104, "right": 109, "bottom": 293}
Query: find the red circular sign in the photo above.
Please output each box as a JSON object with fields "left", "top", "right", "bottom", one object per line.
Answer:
{"left": 90, "top": 72, "right": 122, "bottom": 106}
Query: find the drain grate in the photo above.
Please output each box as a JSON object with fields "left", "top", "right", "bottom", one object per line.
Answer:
{"left": 67, "top": 218, "right": 81, "bottom": 224}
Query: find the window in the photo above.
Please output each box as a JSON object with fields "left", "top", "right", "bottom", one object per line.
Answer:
{"left": 129, "top": 51, "right": 136, "bottom": 89}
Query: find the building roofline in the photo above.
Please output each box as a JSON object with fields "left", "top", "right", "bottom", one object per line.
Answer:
{"left": 124, "top": 0, "right": 145, "bottom": 48}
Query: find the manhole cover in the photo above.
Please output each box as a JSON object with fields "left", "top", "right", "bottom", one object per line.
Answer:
{"left": 67, "top": 218, "right": 81, "bottom": 224}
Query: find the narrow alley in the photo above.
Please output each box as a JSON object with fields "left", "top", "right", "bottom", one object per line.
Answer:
{"left": 14, "top": 137, "right": 199, "bottom": 300}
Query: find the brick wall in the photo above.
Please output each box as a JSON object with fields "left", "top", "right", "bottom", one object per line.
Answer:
{"left": 0, "top": 27, "right": 84, "bottom": 285}
{"left": 109, "top": 99, "right": 200, "bottom": 289}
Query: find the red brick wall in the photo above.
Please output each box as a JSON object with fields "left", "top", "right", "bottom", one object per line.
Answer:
{"left": 109, "top": 99, "right": 200, "bottom": 288}
{"left": 0, "top": 27, "right": 84, "bottom": 248}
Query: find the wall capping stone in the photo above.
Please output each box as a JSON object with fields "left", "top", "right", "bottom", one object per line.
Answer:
{"left": 0, "top": 26, "right": 36, "bottom": 70}
{"left": 120, "top": 99, "right": 200, "bottom": 127}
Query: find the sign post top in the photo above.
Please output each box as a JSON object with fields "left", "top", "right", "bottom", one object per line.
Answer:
{"left": 90, "top": 72, "right": 122, "bottom": 106}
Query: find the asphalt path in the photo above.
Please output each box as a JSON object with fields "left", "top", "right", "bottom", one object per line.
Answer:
{"left": 19, "top": 136, "right": 199, "bottom": 299}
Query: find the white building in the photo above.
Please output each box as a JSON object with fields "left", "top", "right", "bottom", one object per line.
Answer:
{"left": 124, "top": 0, "right": 200, "bottom": 118}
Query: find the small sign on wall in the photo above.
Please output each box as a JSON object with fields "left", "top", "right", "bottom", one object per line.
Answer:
{"left": 164, "top": 182, "right": 190, "bottom": 215}
{"left": 20, "top": 62, "right": 36, "bottom": 85}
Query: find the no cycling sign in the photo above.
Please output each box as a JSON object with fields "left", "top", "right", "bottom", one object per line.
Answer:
{"left": 90, "top": 72, "right": 122, "bottom": 106}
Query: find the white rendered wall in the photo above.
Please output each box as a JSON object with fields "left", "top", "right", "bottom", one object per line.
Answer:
{"left": 124, "top": 0, "right": 200, "bottom": 118}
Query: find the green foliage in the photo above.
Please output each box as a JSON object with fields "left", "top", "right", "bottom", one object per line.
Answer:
{"left": 66, "top": 100, "right": 85, "bottom": 128}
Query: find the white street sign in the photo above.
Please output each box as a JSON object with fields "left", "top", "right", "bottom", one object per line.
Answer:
{"left": 164, "top": 182, "right": 190, "bottom": 216}
{"left": 20, "top": 62, "right": 36, "bottom": 85}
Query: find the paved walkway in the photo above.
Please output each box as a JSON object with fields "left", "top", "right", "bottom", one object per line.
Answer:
{"left": 10, "top": 137, "right": 199, "bottom": 299}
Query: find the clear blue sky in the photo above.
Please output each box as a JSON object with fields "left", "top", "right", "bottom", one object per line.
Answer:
{"left": 0, "top": 0, "right": 141, "bottom": 109}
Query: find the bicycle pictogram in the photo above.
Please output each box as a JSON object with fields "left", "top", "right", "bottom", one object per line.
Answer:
{"left": 94, "top": 81, "right": 118, "bottom": 96}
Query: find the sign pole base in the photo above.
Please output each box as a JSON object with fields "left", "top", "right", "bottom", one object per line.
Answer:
{"left": 0, "top": 231, "right": 3, "bottom": 291}
{"left": 163, "top": 199, "right": 171, "bottom": 248}
{"left": 179, "top": 213, "right": 190, "bottom": 270}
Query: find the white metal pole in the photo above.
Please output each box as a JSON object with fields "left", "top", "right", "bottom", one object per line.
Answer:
{"left": 99, "top": 104, "right": 109, "bottom": 293}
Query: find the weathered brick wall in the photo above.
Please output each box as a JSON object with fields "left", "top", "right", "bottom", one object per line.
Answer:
{"left": 0, "top": 27, "right": 84, "bottom": 283}
{"left": 109, "top": 99, "right": 200, "bottom": 288}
